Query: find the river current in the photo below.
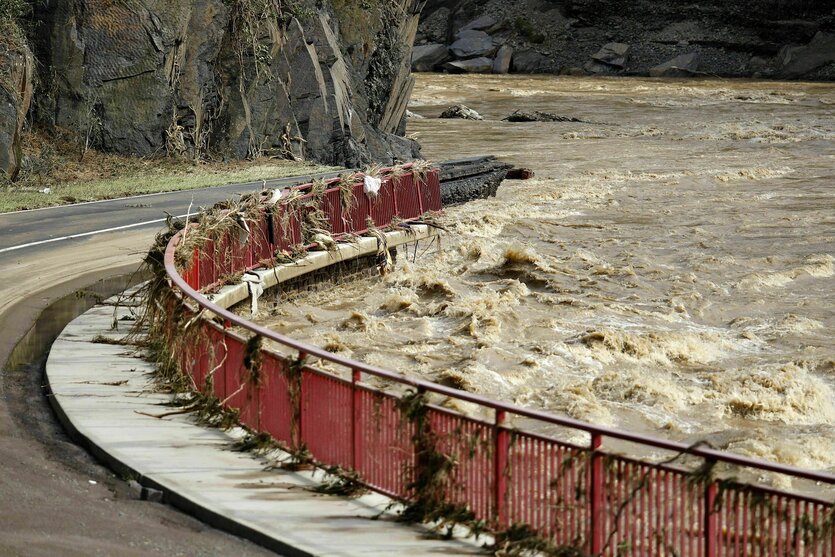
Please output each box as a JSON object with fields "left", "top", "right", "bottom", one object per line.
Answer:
{"left": 256, "top": 75, "right": 835, "bottom": 484}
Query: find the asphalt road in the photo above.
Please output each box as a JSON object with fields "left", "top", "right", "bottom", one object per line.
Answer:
{"left": 0, "top": 173, "right": 336, "bottom": 556}
{"left": 0, "top": 172, "right": 340, "bottom": 254}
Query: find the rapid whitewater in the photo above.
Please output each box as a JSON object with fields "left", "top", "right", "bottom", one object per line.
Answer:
{"left": 252, "top": 75, "right": 835, "bottom": 485}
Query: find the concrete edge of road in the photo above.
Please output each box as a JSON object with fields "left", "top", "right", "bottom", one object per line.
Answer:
{"left": 42, "top": 302, "right": 320, "bottom": 557}
{"left": 44, "top": 251, "right": 486, "bottom": 557}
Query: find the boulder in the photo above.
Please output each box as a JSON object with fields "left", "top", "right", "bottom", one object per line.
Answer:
{"left": 590, "top": 42, "right": 630, "bottom": 68}
{"left": 0, "top": 41, "right": 33, "bottom": 180}
{"left": 411, "top": 43, "right": 451, "bottom": 72}
{"left": 444, "top": 57, "right": 493, "bottom": 74}
{"left": 460, "top": 15, "right": 498, "bottom": 33}
{"left": 502, "top": 110, "right": 586, "bottom": 123}
{"left": 492, "top": 45, "right": 513, "bottom": 74}
{"left": 777, "top": 32, "right": 835, "bottom": 79}
{"left": 649, "top": 52, "right": 701, "bottom": 77}
{"left": 439, "top": 104, "right": 483, "bottom": 120}
{"left": 511, "top": 50, "right": 549, "bottom": 73}
{"left": 449, "top": 30, "right": 497, "bottom": 59}
{"left": 506, "top": 167, "right": 535, "bottom": 180}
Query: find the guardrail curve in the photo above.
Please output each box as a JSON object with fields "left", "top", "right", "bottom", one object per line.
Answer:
{"left": 159, "top": 165, "right": 835, "bottom": 556}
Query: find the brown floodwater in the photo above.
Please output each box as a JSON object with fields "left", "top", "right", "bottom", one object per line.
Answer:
{"left": 255, "top": 74, "right": 835, "bottom": 487}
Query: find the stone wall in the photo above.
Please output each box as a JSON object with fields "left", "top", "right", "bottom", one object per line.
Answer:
{"left": 29, "top": 0, "right": 425, "bottom": 168}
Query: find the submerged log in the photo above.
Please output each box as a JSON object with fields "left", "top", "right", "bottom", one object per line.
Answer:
{"left": 437, "top": 155, "right": 512, "bottom": 206}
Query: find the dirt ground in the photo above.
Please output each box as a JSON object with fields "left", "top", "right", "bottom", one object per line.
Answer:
{"left": 0, "top": 229, "right": 277, "bottom": 556}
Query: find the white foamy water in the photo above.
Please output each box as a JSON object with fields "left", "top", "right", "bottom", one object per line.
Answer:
{"left": 253, "top": 75, "right": 835, "bottom": 484}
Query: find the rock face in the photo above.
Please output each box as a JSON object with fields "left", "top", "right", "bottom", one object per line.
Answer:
{"left": 31, "top": 0, "right": 427, "bottom": 167}
{"left": 415, "top": 1, "right": 835, "bottom": 80}
{"left": 0, "top": 39, "right": 33, "bottom": 179}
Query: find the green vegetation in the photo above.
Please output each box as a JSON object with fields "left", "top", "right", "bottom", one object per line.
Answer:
{"left": 0, "top": 129, "right": 337, "bottom": 213}
{"left": 514, "top": 17, "right": 546, "bottom": 44}
{"left": 0, "top": 0, "right": 28, "bottom": 23}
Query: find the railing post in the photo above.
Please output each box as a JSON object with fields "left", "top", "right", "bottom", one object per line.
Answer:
{"left": 352, "top": 369, "right": 362, "bottom": 472}
{"left": 193, "top": 247, "right": 201, "bottom": 289}
{"left": 295, "top": 351, "right": 307, "bottom": 452}
{"left": 704, "top": 475, "right": 718, "bottom": 557}
{"left": 590, "top": 433, "right": 604, "bottom": 555}
{"left": 494, "top": 409, "right": 508, "bottom": 529}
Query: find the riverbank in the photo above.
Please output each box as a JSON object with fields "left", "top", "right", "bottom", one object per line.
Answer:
{"left": 414, "top": 0, "right": 835, "bottom": 80}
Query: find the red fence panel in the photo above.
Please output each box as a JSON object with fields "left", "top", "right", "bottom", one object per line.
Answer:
{"left": 271, "top": 206, "right": 302, "bottom": 252}
{"left": 300, "top": 368, "right": 354, "bottom": 468}
{"left": 425, "top": 406, "right": 495, "bottom": 524}
{"left": 597, "top": 456, "right": 704, "bottom": 557}
{"left": 321, "top": 189, "right": 347, "bottom": 236}
{"left": 714, "top": 484, "right": 835, "bottom": 557}
{"left": 354, "top": 386, "right": 415, "bottom": 499}
{"left": 420, "top": 169, "right": 442, "bottom": 212}
{"left": 506, "top": 432, "right": 591, "bottom": 547}
{"left": 259, "top": 353, "right": 294, "bottom": 447}
{"left": 198, "top": 239, "right": 217, "bottom": 290}
{"left": 394, "top": 174, "right": 423, "bottom": 221}
{"left": 247, "top": 211, "right": 274, "bottom": 267}
{"left": 369, "top": 178, "right": 396, "bottom": 229}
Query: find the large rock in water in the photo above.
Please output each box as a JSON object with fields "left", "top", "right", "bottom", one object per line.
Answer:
{"left": 444, "top": 57, "right": 493, "bottom": 74}
{"left": 777, "top": 32, "right": 835, "bottom": 79}
{"left": 649, "top": 52, "right": 701, "bottom": 77}
{"left": 32, "top": 0, "right": 427, "bottom": 167}
{"left": 411, "top": 43, "right": 451, "bottom": 71}
{"left": 585, "top": 42, "right": 630, "bottom": 74}
{"left": 449, "top": 30, "right": 496, "bottom": 59}
{"left": 0, "top": 40, "right": 33, "bottom": 180}
{"left": 492, "top": 45, "right": 513, "bottom": 74}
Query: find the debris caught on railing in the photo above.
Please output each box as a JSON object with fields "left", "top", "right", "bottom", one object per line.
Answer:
{"left": 241, "top": 272, "right": 264, "bottom": 317}
{"left": 363, "top": 175, "right": 382, "bottom": 197}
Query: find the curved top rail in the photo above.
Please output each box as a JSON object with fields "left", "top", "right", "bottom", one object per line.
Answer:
{"left": 164, "top": 230, "right": 835, "bottom": 487}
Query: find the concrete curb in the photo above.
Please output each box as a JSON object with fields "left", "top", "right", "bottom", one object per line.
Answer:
{"left": 45, "top": 301, "right": 484, "bottom": 557}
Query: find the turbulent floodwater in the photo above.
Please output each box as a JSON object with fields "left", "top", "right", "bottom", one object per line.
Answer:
{"left": 257, "top": 75, "right": 835, "bottom": 481}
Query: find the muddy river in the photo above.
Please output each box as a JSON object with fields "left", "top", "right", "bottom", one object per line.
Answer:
{"left": 256, "top": 75, "right": 835, "bottom": 482}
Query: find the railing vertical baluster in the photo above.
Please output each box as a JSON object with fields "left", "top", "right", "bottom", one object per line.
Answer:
{"left": 352, "top": 369, "right": 361, "bottom": 473}
{"left": 590, "top": 433, "right": 604, "bottom": 555}
{"left": 295, "top": 351, "right": 307, "bottom": 452}
{"left": 705, "top": 474, "right": 718, "bottom": 557}
{"left": 494, "top": 409, "right": 508, "bottom": 529}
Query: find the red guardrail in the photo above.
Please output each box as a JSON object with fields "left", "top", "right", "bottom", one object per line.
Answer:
{"left": 162, "top": 166, "right": 835, "bottom": 555}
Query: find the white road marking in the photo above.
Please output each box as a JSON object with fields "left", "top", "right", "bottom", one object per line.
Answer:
{"left": 0, "top": 214, "right": 190, "bottom": 254}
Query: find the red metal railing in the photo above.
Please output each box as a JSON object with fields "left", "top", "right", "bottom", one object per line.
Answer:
{"left": 162, "top": 165, "right": 835, "bottom": 555}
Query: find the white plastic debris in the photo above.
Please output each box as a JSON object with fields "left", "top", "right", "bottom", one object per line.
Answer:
{"left": 363, "top": 175, "right": 381, "bottom": 197}
{"left": 235, "top": 212, "right": 251, "bottom": 246}
{"left": 241, "top": 272, "right": 264, "bottom": 317}
{"left": 41, "top": 187, "right": 51, "bottom": 194}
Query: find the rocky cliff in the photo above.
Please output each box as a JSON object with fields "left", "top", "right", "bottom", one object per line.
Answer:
{"left": 0, "top": 14, "right": 33, "bottom": 180}
{"left": 414, "top": 0, "right": 835, "bottom": 80}
{"left": 20, "top": 0, "right": 423, "bottom": 172}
